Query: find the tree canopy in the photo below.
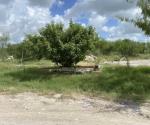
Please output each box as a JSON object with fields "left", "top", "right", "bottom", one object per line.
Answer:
{"left": 127, "top": 0, "right": 150, "bottom": 35}
{"left": 19, "top": 22, "right": 99, "bottom": 67}
{"left": 116, "top": 39, "right": 136, "bottom": 67}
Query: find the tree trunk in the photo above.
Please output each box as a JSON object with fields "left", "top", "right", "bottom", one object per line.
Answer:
{"left": 125, "top": 56, "right": 130, "bottom": 68}
{"left": 21, "top": 50, "right": 24, "bottom": 65}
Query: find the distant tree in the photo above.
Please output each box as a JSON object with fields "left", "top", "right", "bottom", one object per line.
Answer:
{"left": 117, "top": 39, "right": 136, "bottom": 67}
{"left": 126, "top": 0, "right": 150, "bottom": 35}
{"left": 145, "top": 42, "right": 150, "bottom": 53}
{"left": 135, "top": 42, "right": 146, "bottom": 54}
{"left": 99, "top": 41, "right": 113, "bottom": 55}
{"left": 22, "top": 34, "right": 49, "bottom": 60}
{"left": 0, "top": 33, "right": 9, "bottom": 61}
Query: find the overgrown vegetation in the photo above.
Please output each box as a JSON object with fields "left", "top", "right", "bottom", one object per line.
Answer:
{"left": 1, "top": 22, "right": 148, "bottom": 66}
{"left": 6, "top": 21, "right": 98, "bottom": 67}
{"left": 0, "top": 0, "right": 149, "bottom": 104}
{"left": 6, "top": 33, "right": 150, "bottom": 64}
{"left": 116, "top": 39, "right": 136, "bottom": 67}
{"left": 0, "top": 61, "right": 150, "bottom": 103}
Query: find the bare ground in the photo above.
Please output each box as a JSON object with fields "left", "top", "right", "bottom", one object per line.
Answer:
{"left": 0, "top": 92, "right": 150, "bottom": 125}
{"left": 104, "top": 59, "right": 150, "bottom": 67}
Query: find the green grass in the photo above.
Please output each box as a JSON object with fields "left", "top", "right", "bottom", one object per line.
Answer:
{"left": 0, "top": 61, "right": 150, "bottom": 103}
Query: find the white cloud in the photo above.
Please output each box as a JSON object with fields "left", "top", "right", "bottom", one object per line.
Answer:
{"left": 0, "top": 0, "right": 149, "bottom": 42}
{"left": 103, "top": 22, "right": 141, "bottom": 35}
{"left": 28, "top": 0, "right": 55, "bottom": 7}
{"left": 102, "top": 22, "right": 150, "bottom": 42}
{"left": 0, "top": 0, "right": 11, "bottom": 4}
{"left": 89, "top": 12, "right": 107, "bottom": 32}
{"left": 6, "top": 0, "right": 51, "bottom": 42}
{"left": 0, "top": 0, "right": 66, "bottom": 43}
{"left": 57, "top": 0, "right": 64, "bottom": 6}
{"left": 65, "top": 0, "right": 149, "bottom": 41}
{"left": 65, "top": 0, "right": 138, "bottom": 17}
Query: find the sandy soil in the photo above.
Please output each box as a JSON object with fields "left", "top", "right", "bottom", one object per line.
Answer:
{"left": 0, "top": 92, "right": 149, "bottom": 125}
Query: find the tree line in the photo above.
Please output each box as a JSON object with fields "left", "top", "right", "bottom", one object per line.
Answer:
{"left": 0, "top": 21, "right": 149, "bottom": 67}
{"left": 5, "top": 34, "right": 150, "bottom": 60}
{"left": 4, "top": 21, "right": 150, "bottom": 67}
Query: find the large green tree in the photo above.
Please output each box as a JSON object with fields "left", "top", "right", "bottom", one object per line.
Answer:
{"left": 22, "top": 22, "right": 98, "bottom": 67}
{"left": 40, "top": 22, "right": 98, "bottom": 67}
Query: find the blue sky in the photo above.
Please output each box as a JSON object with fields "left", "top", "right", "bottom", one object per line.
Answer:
{"left": 51, "top": 0, "right": 76, "bottom": 16}
{"left": 51, "top": 0, "right": 119, "bottom": 39}
{"left": 0, "top": 0, "right": 150, "bottom": 42}
{"left": 50, "top": 0, "right": 149, "bottom": 41}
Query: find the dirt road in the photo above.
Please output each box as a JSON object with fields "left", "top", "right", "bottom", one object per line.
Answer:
{"left": 0, "top": 93, "right": 149, "bottom": 125}
{"left": 104, "top": 59, "right": 150, "bottom": 67}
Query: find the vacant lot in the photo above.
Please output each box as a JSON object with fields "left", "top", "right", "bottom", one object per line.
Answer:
{"left": 0, "top": 61, "right": 150, "bottom": 124}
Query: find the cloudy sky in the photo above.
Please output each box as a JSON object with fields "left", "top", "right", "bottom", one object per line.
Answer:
{"left": 0, "top": 0, "right": 150, "bottom": 43}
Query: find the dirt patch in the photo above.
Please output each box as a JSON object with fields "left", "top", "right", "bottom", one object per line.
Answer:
{"left": 0, "top": 92, "right": 149, "bottom": 125}
{"left": 104, "top": 59, "right": 150, "bottom": 67}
